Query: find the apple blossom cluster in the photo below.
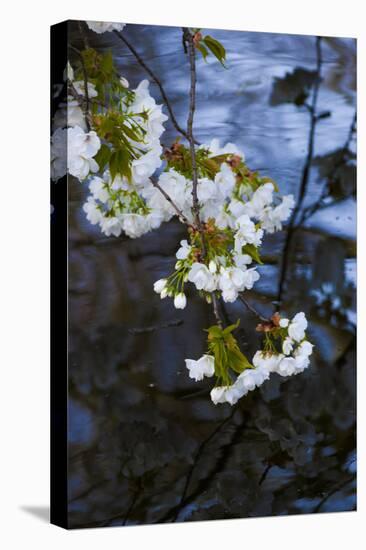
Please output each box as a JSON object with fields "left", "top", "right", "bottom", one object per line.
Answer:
{"left": 185, "top": 312, "right": 313, "bottom": 406}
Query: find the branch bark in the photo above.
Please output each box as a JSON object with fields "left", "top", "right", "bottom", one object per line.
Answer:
{"left": 113, "top": 29, "right": 197, "bottom": 143}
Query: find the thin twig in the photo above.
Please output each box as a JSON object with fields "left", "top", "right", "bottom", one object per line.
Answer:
{"left": 239, "top": 294, "right": 269, "bottom": 322}
{"left": 149, "top": 177, "right": 193, "bottom": 227}
{"left": 113, "top": 29, "right": 196, "bottom": 143}
{"left": 276, "top": 36, "right": 323, "bottom": 306}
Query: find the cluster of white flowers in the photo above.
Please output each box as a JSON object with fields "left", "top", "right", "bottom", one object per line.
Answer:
{"left": 86, "top": 21, "right": 126, "bottom": 34}
{"left": 148, "top": 138, "right": 295, "bottom": 307}
{"left": 185, "top": 312, "right": 313, "bottom": 405}
{"left": 128, "top": 80, "right": 168, "bottom": 184}
{"left": 51, "top": 49, "right": 167, "bottom": 189}
{"left": 83, "top": 170, "right": 164, "bottom": 238}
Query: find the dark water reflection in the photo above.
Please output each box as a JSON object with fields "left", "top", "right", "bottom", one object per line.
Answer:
{"left": 66, "top": 22, "right": 356, "bottom": 527}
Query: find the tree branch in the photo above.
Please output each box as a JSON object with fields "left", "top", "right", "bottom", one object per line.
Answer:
{"left": 113, "top": 29, "right": 197, "bottom": 143}
{"left": 184, "top": 28, "right": 203, "bottom": 236}
{"left": 239, "top": 294, "right": 270, "bottom": 322}
{"left": 276, "top": 36, "right": 323, "bottom": 306}
{"left": 183, "top": 28, "right": 226, "bottom": 329}
{"left": 149, "top": 176, "right": 193, "bottom": 227}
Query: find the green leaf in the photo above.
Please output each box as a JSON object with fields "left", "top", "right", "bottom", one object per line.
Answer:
{"left": 222, "top": 319, "right": 240, "bottom": 336}
{"left": 196, "top": 42, "right": 209, "bottom": 61}
{"left": 207, "top": 325, "right": 224, "bottom": 340}
{"left": 109, "top": 148, "right": 132, "bottom": 182}
{"left": 242, "top": 244, "right": 263, "bottom": 265}
{"left": 203, "top": 35, "right": 227, "bottom": 67}
{"left": 94, "top": 144, "right": 111, "bottom": 172}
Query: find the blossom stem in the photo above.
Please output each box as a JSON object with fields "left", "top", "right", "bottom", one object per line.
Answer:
{"left": 276, "top": 36, "right": 323, "bottom": 307}
{"left": 113, "top": 29, "right": 197, "bottom": 143}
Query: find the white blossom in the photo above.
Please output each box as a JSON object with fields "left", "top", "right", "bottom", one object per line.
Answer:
{"left": 210, "top": 384, "right": 243, "bottom": 406}
{"left": 215, "top": 162, "right": 236, "bottom": 198}
{"left": 67, "top": 126, "right": 100, "bottom": 181}
{"left": 174, "top": 293, "right": 187, "bottom": 309}
{"left": 260, "top": 195, "right": 295, "bottom": 233}
{"left": 252, "top": 351, "right": 284, "bottom": 373}
{"left": 282, "top": 337, "right": 294, "bottom": 356}
{"left": 120, "top": 77, "right": 129, "bottom": 88}
{"left": 121, "top": 213, "right": 150, "bottom": 238}
{"left": 236, "top": 365, "right": 270, "bottom": 392}
{"left": 83, "top": 197, "right": 103, "bottom": 225}
{"left": 51, "top": 128, "right": 67, "bottom": 181}
{"left": 234, "top": 214, "right": 263, "bottom": 251}
{"left": 73, "top": 80, "right": 98, "bottom": 99}
{"left": 100, "top": 216, "right": 123, "bottom": 237}
{"left": 176, "top": 240, "right": 191, "bottom": 260}
{"left": 185, "top": 355, "right": 215, "bottom": 381}
{"left": 86, "top": 21, "right": 126, "bottom": 33}
{"left": 288, "top": 312, "right": 308, "bottom": 343}
{"left": 188, "top": 263, "right": 217, "bottom": 292}
{"left": 89, "top": 176, "right": 109, "bottom": 203}
{"left": 153, "top": 278, "right": 167, "bottom": 295}
{"left": 218, "top": 266, "right": 259, "bottom": 302}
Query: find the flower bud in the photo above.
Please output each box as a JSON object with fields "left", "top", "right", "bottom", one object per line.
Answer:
{"left": 120, "top": 77, "right": 129, "bottom": 88}
{"left": 209, "top": 260, "right": 217, "bottom": 273}
{"left": 174, "top": 293, "right": 187, "bottom": 309}
{"left": 154, "top": 278, "right": 167, "bottom": 294}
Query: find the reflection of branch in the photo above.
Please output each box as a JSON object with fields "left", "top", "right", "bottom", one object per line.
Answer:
{"left": 297, "top": 111, "right": 357, "bottom": 226}
{"left": 276, "top": 37, "right": 323, "bottom": 306}
{"left": 313, "top": 475, "right": 354, "bottom": 513}
{"left": 258, "top": 463, "right": 272, "bottom": 486}
{"left": 156, "top": 406, "right": 238, "bottom": 523}
{"left": 239, "top": 294, "right": 270, "bottom": 322}
{"left": 113, "top": 29, "right": 194, "bottom": 143}
{"left": 128, "top": 319, "right": 183, "bottom": 334}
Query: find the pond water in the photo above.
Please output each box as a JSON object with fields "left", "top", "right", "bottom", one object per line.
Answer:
{"left": 66, "top": 21, "right": 356, "bottom": 528}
